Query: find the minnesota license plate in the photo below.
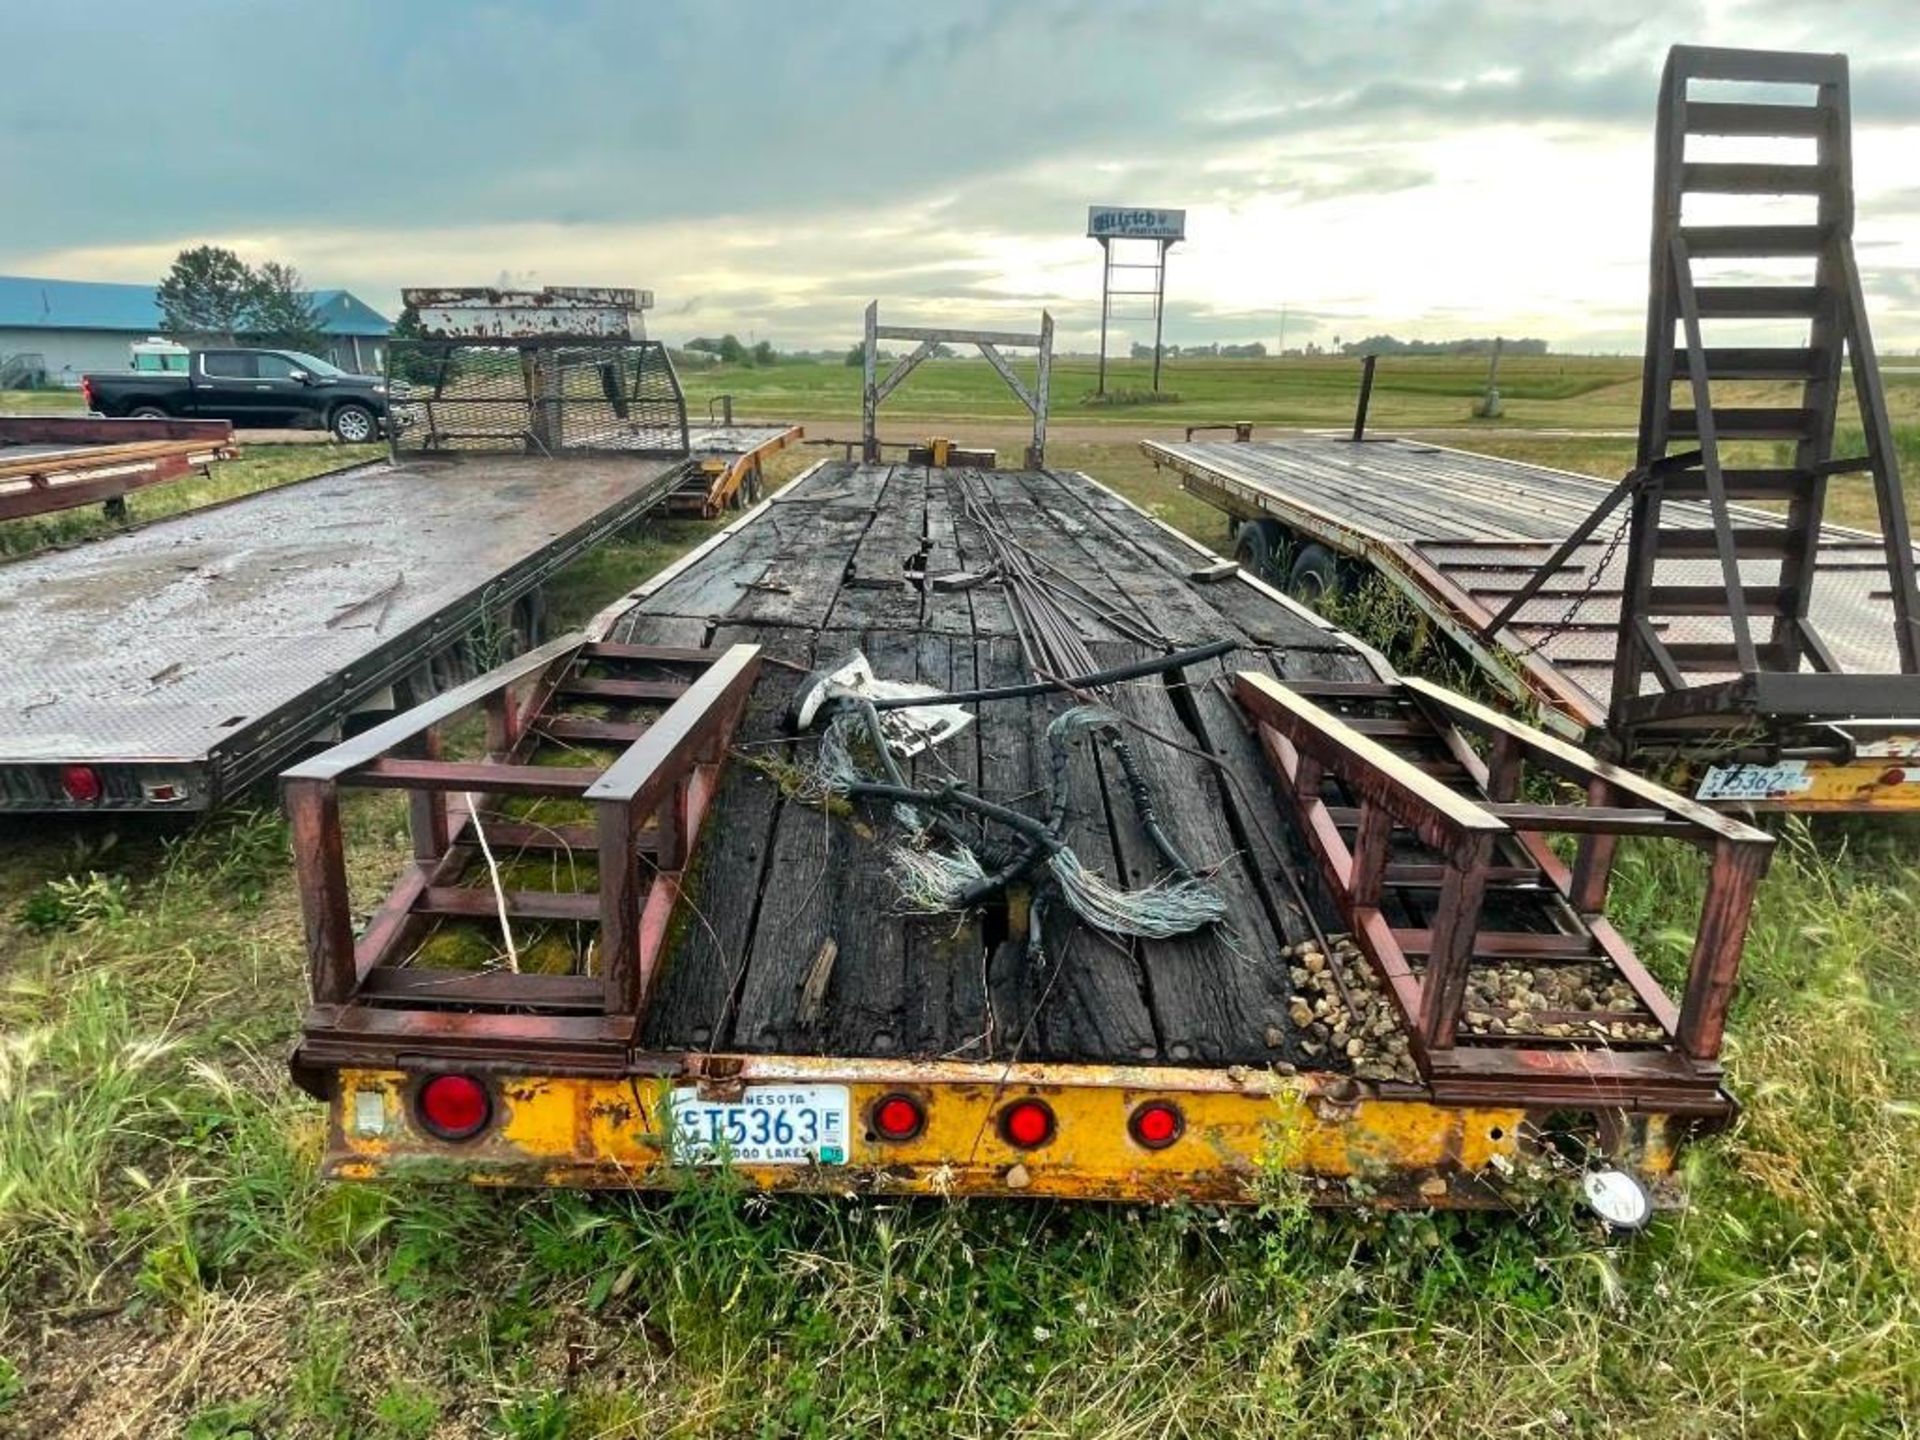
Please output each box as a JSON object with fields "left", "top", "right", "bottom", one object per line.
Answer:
{"left": 666, "top": 1084, "right": 851, "bottom": 1165}
{"left": 1695, "top": 759, "right": 1811, "bottom": 802}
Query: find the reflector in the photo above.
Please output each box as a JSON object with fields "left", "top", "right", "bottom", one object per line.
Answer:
{"left": 871, "top": 1093, "right": 925, "bottom": 1142}
{"left": 998, "top": 1099, "right": 1055, "bottom": 1150}
{"left": 60, "top": 765, "right": 102, "bottom": 804}
{"left": 1128, "top": 1100, "right": 1184, "bottom": 1150}
{"left": 416, "top": 1074, "right": 491, "bottom": 1141}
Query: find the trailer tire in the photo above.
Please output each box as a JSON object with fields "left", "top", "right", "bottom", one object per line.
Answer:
{"left": 509, "top": 590, "right": 547, "bottom": 652}
{"left": 1287, "top": 543, "right": 1341, "bottom": 603}
{"left": 1233, "top": 519, "right": 1284, "bottom": 583}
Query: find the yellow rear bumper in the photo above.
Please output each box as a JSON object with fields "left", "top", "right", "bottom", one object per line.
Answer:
{"left": 321, "top": 1055, "right": 1687, "bottom": 1206}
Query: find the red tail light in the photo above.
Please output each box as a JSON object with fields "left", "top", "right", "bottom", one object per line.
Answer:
{"left": 59, "top": 765, "right": 103, "bottom": 804}
{"left": 81, "top": 376, "right": 94, "bottom": 409}
{"left": 870, "top": 1093, "right": 925, "bottom": 1143}
{"left": 998, "top": 1098, "right": 1055, "bottom": 1150}
{"left": 1128, "top": 1100, "right": 1184, "bottom": 1150}
{"left": 415, "top": 1073, "right": 492, "bottom": 1141}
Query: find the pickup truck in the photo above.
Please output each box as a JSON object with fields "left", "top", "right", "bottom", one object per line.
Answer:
{"left": 83, "top": 347, "right": 389, "bottom": 442}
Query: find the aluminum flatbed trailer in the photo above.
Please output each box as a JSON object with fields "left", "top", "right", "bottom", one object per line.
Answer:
{"left": 284, "top": 457, "right": 1770, "bottom": 1210}
{"left": 0, "top": 424, "right": 797, "bottom": 812}
{"left": 1147, "top": 433, "right": 1920, "bottom": 811}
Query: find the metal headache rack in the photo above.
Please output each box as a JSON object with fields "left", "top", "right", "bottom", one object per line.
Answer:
{"left": 1610, "top": 45, "right": 1920, "bottom": 735}
{"left": 388, "top": 286, "right": 690, "bottom": 458}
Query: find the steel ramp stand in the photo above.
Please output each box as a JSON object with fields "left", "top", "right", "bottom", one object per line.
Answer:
{"left": 1610, "top": 45, "right": 1920, "bottom": 740}
{"left": 286, "top": 636, "right": 759, "bottom": 1082}
{"left": 1234, "top": 670, "right": 1772, "bottom": 1113}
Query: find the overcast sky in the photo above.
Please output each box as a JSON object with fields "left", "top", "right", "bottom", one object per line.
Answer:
{"left": 3, "top": 1, "right": 1917, "bottom": 353}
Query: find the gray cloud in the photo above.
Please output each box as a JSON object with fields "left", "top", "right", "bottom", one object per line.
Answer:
{"left": 4, "top": 1, "right": 1916, "bottom": 349}
{"left": 9, "top": 0, "right": 1880, "bottom": 252}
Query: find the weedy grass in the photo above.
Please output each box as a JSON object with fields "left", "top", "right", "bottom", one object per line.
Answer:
{"left": 0, "top": 422, "right": 1917, "bottom": 1434}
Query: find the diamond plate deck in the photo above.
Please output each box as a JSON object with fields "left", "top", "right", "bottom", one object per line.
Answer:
{"left": 0, "top": 428, "right": 793, "bottom": 801}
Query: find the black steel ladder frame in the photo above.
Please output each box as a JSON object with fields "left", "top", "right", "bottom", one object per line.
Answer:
{"left": 1609, "top": 45, "right": 1920, "bottom": 734}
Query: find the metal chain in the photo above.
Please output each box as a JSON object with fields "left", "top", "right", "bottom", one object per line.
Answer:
{"left": 1510, "top": 507, "right": 1634, "bottom": 658}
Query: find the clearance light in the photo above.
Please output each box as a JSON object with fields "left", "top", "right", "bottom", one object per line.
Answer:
{"left": 998, "top": 1098, "right": 1055, "bottom": 1150}
{"left": 1128, "top": 1100, "right": 1185, "bottom": 1150}
{"left": 870, "top": 1093, "right": 926, "bottom": 1143}
{"left": 415, "top": 1074, "right": 492, "bottom": 1141}
{"left": 60, "top": 765, "right": 103, "bottom": 804}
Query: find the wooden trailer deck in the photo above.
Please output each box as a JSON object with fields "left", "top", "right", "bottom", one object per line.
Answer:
{"left": 600, "top": 457, "right": 1372, "bottom": 1069}
{"left": 289, "top": 456, "right": 1771, "bottom": 1201}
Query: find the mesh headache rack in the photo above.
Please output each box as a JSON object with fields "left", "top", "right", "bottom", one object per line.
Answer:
{"left": 387, "top": 286, "right": 690, "bottom": 458}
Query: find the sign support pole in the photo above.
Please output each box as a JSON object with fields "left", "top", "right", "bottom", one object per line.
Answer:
{"left": 1087, "top": 207, "right": 1184, "bottom": 400}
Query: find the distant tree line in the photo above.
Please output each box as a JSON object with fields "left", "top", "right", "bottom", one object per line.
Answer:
{"left": 1338, "top": 335, "right": 1549, "bottom": 357}
{"left": 687, "top": 334, "right": 779, "bottom": 366}
{"left": 1131, "top": 341, "right": 1269, "bottom": 359}
{"left": 156, "top": 245, "right": 329, "bottom": 353}
{"left": 843, "top": 340, "right": 955, "bottom": 366}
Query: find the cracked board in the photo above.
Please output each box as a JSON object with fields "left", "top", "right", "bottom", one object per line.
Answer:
{"left": 615, "top": 459, "right": 1378, "bottom": 1067}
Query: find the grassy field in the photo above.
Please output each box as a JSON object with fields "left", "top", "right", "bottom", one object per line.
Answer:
{"left": 2, "top": 369, "right": 1919, "bottom": 1435}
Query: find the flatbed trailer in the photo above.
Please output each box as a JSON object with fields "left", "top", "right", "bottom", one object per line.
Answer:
{"left": 0, "top": 423, "right": 797, "bottom": 812}
{"left": 286, "top": 456, "right": 1770, "bottom": 1208}
{"left": 1146, "top": 433, "right": 1920, "bottom": 809}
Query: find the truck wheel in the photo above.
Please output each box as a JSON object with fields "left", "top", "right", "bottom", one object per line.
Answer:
{"left": 330, "top": 403, "right": 377, "bottom": 443}
{"left": 129, "top": 405, "right": 169, "bottom": 420}
{"left": 1287, "top": 543, "right": 1342, "bottom": 603}
{"left": 1232, "top": 519, "right": 1284, "bottom": 582}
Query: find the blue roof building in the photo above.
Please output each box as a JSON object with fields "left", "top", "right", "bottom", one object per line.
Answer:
{"left": 0, "top": 274, "right": 393, "bottom": 385}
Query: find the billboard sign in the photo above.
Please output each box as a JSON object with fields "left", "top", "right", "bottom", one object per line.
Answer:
{"left": 1087, "top": 206, "right": 1186, "bottom": 241}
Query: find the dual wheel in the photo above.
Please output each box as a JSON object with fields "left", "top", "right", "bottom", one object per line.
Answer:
{"left": 1233, "top": 519, "right": 1342, "bottom": 604}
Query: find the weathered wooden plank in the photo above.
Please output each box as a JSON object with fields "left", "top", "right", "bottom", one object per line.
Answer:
{"left": 919, "top": 476, "right": 976, "bottom": 637}
{"left": 1176, "top": 653, "right": 1322, "bottom": 984}
{"left": 1091, "top": 642, "right": 1292, "bottom": 1063}
{"left": 900, "top": 631, "right": 993, "bottom": 1058}
{"left": 818, "top": 628, "right": 916, "bottom": 1056}
{"left": 828, "top": 466, "right": 930, "bottom": 632}
{"left": 1019, "top": 658, "right": 1161, "bottom": 1062}
{"left": 728, "top": 466, "right": 893, "bottom": 631}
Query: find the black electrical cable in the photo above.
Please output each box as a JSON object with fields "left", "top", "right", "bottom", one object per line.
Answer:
{"left": 856, "top": 638, "right": 1237, "bottom": 712}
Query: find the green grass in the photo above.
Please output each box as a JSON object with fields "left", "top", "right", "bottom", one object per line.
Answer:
{"left": 0, "top": 389, "right": 85, "bottom": 415}
{"left": 2, "top": 379, "right": 1919, "bottom": 1432}
{"left": 683, "top": 352, "right": 1645, "bottom": 431}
